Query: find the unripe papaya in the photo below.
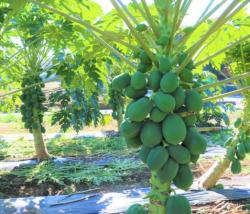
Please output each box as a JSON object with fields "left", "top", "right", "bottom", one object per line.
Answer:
{"left": 149, "top": 107, "right": 167, "bottom": 122}
{"left": 166, "top": 195, "right": 191, "bottom": 214}
{"left": 126, "top": 137, "right": 142, "bottom": 148}
{"left": 184, "top": 115, "right": 197, "bottom": 126}
{"left": 127, "top": 97, "right": 153, "bottom": 122}
{"left": 131, "top": 72, "right": 147, "bottom": 90}
{"left": 140, "top": 121, "right": 162, "bottom": 147}
{"left": 160, "top": 72, "right": 179, "bottom": 93}
{"left": 120, "top": 119, "right": 141, "bottom": 138}
{"left": 159, "top": 56, "right": 172, "bottom": 73}
{"left": 172, "top": 87, "right": 185, "bottom": 110}
{"left": 231, "top": 159, "right": 241, "bottom": 174}
{"left": 124, "top": 86, "right": 146, "bottom": 99}
{"left": 112, "top": 73, "right": 131, "bottom": 91}
{"left": 180, "top": 68, "right": 193, "bottom": 83}
{"left": 185, "top": 89, "right": 203, "bottom": 113}
{"left": 173, "top": 164, "right": 193, "bottom": 190}
{"left": 162, "top": 114, "right": 187, "bottom": 145}
{"left": 126, "top": 204, "right": 146, "bottom": 214}
{"left": 190, "top": 154, "right": 200, "bottom": 163}
{"left": 135, "top": 23, "right": 147, "bottom": 32}
{"left": 183, "top": 127, "right": 207, "bottom": 155}
{"left": 168, "top": 145, "right": 191, "bottom": 164}
{"left": 236, "top": 143, "right": 246, "bottom": 160}
{"left": 139, "top": 51, "right": 151, "bottom": 64}
{"left": 154, "top": 92, "right": 176, "bottom": 113}
{"left": 137, "top": 62, "right": 152, "bottom": 73}
{"left": 157, "top": 158, "right": 179, "bottom": 183}
{"left": 147, "top": 146, "right": 169, "bottom": 171}
{"left": 148, "top": 69, "right": 162, "bottom": 91}
{"left": 139, "top": 146, "right": 151, "bottom": 163}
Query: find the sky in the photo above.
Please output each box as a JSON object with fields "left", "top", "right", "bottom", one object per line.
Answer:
{"left": 93, "top": 0, "right": 247, "bottom": 27}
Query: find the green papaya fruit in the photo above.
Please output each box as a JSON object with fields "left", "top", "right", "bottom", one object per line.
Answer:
{"left": 185, "top": 90, "right": 203, "bottom": 113}
{"left": 135, "top": 23, "right": 148, "bottom": 32}
{"left": 124, "top": 86, "right": 146, "bottom": 99}
{"left": 147, "top": 146, "right": 169, "bottom": 171}
{"left": 190, "top": 154, "right": 200, "bottom": 163}
{"left": 168, "top": 145, "right": 191, "bottom": 164}
{"left": 180, "top": 68, "right": 193, "bottom": 82}
{"left": 231, "top": 159, "right": 241, "bottom": 174}
{"left": 172, "top": 87, "right": 185, "bottom": 110}
{"left": 154, "top": 92, "right": 176, "bottom": 113}
{"left": 148, "top": 69, "right": 162, "bottom": 91}
{"left": 131, "top": 72, "right": 147, "bottom": 90}
{"left": 126, "top": 137, "right": 142, "bottom": 148}
{"left": 160, "top": 72, "right": 179, "bottom": 93}
{"left": 139, "top": 146, "right": 151, "bottom": 163}
{"left": 137, "top": 62, "right": 152, "bottom": 73}
{"left": 127, "top": 97, "right": 153, "bottom": 122}
{"left": 112, "top": 73, "right": 131, "bottom": 91}
{"left": 126, "top": 204, "right": 146, "bottom": 214}
{"left": 173, "top": 164, "right": 193, "bottom": 190}
{"left": 159, "top": 56, "right": 172, "bottom": 73}
{"left": 236, "top": 143, "right": 246, "bottom": 160}
{"left": 183, "top": 127, "right": 207, "bottom": 155}
{"left": 139, "top": 51, "right": 151, "bottom": 64}
{"left": 166, "top": 195, "right": 191, "bottom": 214}
{"left": 162, "top": 114, "right": 187, "bottom": 145}
{"left": 244, "top": 142, "right": 250, "bottom": 153}
{"left": 140, "top": 121, "right": 162, "bottom": 148}
{"left": 184, "top": 115, "right": 197, "bottom": 126}
{"left": 157, "top": 158, "right": 179, "bottom": 183}
{"left": 120, "top": 119, "right": 141, "bottom": 138}
{"left": 227, "top": 147, "right": 236, "bottom": 161}
{"left": 149, "top": 107, "right": 167, "bottom": 122}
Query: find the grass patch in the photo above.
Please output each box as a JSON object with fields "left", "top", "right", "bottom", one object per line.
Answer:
{"left": 0, "top": 136, "right": 130, "bottom": 160}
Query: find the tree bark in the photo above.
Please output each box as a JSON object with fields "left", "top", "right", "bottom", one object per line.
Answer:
{"left": 32, "top": 109, "right": 50, "bottom": 161}
{"left": 148, "top": 173, "right": 171, "bottom": 213}
{"left": 197, "top": 155, "right": 231, "bottom": 189}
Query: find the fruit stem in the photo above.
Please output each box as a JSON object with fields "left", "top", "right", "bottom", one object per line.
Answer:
{"left": 110, "top": 0, "right": 158, "bottom": 65}
{"left": 148, "top": 173, "right": 171, "bottom": 214}
{"left": 202, "top": 86, "right": 250, "bottom": 102}
{"left": 141, "top": 0, "right": 159, "bottom": 37}
{"left": 196, "top": 72, "right": 250, "bottom": 92}
{"left": 194, "top": 34, "right": 250, "bottom": 67}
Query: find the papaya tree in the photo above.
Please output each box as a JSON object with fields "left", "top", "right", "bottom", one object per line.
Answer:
{"left": 3, "top": 0, "right": 250, "bottom": 212}
{"left": 0, "top": 1, "right": 112, "bottom": 160}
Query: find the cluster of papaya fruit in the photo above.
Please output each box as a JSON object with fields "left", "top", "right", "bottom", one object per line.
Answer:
{"left": 112, "top": 49, "right": 207, "bottom": 213}
{"left": 226, "top": 118, "right": 250, "bottom": 174}
{"left": 20, "top": 75, "right": 47, "bottom": 133}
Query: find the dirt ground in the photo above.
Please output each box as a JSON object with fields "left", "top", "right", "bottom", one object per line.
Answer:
{"left": 0, "top": 157, "right": 249, "bottom": 213}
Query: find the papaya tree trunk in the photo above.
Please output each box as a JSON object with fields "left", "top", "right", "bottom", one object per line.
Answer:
{"left": 197, "top": 155, "right": 230, "bottom": 189}
{"left": 148, "top": 173, "right": 171, "bottom": 213}
{"left": 32, "top": 109, "right": 50, "bottom": 161}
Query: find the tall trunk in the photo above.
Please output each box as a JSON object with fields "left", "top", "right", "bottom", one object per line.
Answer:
{"left": 32, "top": 109, "right": 50, "bottom": 161}
{"left": 197, "top": 155, "right": 230, "bottom": 189}
{"left": 148, "top": 173, "right": 171, "bottom": 213}
{"left": 33, "top": 127, "right": 50, "bottom": 161}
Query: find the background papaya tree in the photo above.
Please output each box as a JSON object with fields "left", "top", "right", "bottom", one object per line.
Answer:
{"left": 0, "top": 2, "right": 112, "bottom": 160}
{"left": 1, "top": 0, "right": 250, "bottom": 213}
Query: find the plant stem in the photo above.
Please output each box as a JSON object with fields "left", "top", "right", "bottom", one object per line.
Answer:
{"left": 195, "top": 35, "right": 250, "bottom": 67}
{"left": 196, "top": 72, "right": 250, "bottom": 92}
{"left": 117, "top": 0, "right": 138, "bottom": 25}
{"left": 110, "top": 0, "right": 157, "bottom": 64}
{"left": 0, "top": 82, "right": 42, "bottom": 99}
{"left": 203, "top": 86, "right": 250, "bottom": 102}
{"left": 176, "top": 0, "right": 241, "bottom": 74}
{"left": 148, "top": 173, "right": 170, "bottom": 213}
{"left": 168, "top": 0, "right": 182, "bottom": 53}
{"left": 141, "top": 0, "right": 159, "bottom": 37}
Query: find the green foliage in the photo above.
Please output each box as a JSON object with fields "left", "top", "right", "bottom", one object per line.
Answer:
{"left": 2, "top": 158, "right": 145, "bottom": 187}
{"left": 20, "top": 75, "right": 47, "bottom": 133}
{"left": 108, "top": 85, "right": 125, "bottom": 121}
{"left": 49, "top": 88, "right": 103, "bottom": 133}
